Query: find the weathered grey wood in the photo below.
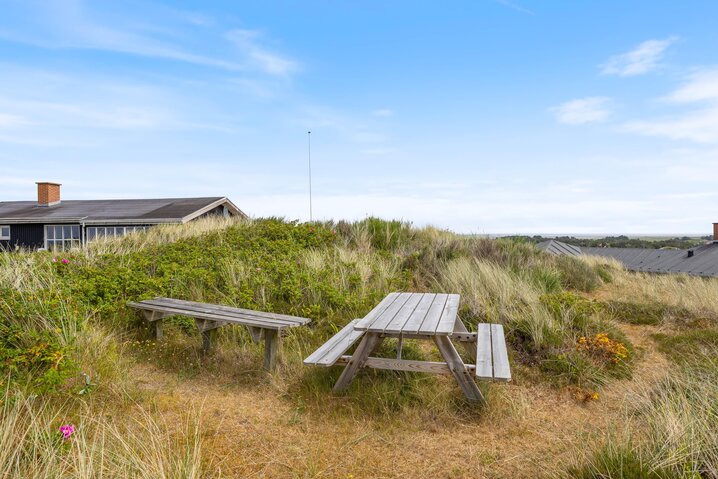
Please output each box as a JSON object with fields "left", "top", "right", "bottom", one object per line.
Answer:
{"left": 146, "top": 297, "right": 309, "bottom": 325}
{"left": 396, "top": 335, "right": 403, "bottom": 359}
{"left": 333, "top": 333, "right": 383, "bottom": 392}
{"left": 416, "top": 293, "right": 449, "bottom": 334}
{"left": 490, "top": 324, "right": 511, "bottom": 381}
{"left": 397, "top": 293, "right": 435, "bottom": 333}
{"left": 129, "top": 302, "right": 290, "bottom": 330}
{"left": 263, "top": 329, "right": 280, "bottom": 371}
{"left": 453, "top": 316, "right": 477, "bottom": 362}
{"left": 434, "top": 335, "right": 484, "bottom": 401}
{"left": 336, "top": 356, "right": 477, "bottom": 374}
{"left": 434, "top": 294, "right": 461, "bottom": 334}
{"left": 137, "top": 299, "right": 301, "bottom": 328}
{"left": 475, "top": 323, "right": 493, "bottom": 379}
{"left": 354, "top": 292, "right": 401, "bottom": 330}
{"left": 365, "top": 292, "right": 413, "bottom": 332}
{"left": 382, "top": 293, "right": 424, "bottom": 333}
{"left": 304, "top": 319, "right": 363, "bottom": 366}
{"left": 142, "top": 310, "right": 166, "bottom": 339}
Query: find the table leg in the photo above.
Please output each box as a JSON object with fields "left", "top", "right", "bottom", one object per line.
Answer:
{"left": 333, "top": 332, "right": 384, "bottom": 392}
{"left": 454, "top": 316, "right": 477, "bottom": 363}
{"left": 434, "top": 336, "right": 484, "bottom": 402}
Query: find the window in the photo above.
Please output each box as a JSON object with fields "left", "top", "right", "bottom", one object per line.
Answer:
{"left": 46, "top": 225, "right": 81, "bottom": 251}
{"left": 0, "top": 225, "right": 9, "bottom": 240}
{"left": 86, "top": 225, "right": 148, "bottom": 242}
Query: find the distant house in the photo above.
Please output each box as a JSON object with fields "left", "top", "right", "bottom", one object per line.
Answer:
{"left": 537, "top": 226, "right": 718, "bottom": 277}
{"left": 0, "top": 182, "right": 246, "bottom": 251}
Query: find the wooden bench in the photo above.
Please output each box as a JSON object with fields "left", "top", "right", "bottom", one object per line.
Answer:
{"left": 304, "top": 293, "right": 511, "bottom": 401}
{"left": 128, "top": 297, "right": 310, "bottom": 370}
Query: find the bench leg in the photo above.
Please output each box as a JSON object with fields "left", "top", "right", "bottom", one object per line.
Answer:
{"left": 263, "top": 329, "right": 281, "bottom": 371}
{"left": 333, "top": 332, "right": 383, "bottom": 392}
{"left": 142, "top": 311, "right": 165, "bottom": 340}
{"left": 155, "top": 320, "right": 164, "bottom": 340}
{"left": 201, "top": 329, "right": 215, "bottom": 353}
{"left": 247, "top": 326, "right": 264, "bottom": 343}
{"left": 434, "top": 336, "right": 484, "bottom": 402}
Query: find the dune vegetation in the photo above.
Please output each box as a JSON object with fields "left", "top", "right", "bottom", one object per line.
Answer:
{"left": 0, "top": 217, "right": 716, "bottom": 478}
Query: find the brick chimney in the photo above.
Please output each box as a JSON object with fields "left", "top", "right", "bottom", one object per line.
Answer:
{"left": 36, "top": 182, "right": 61, "bottom": 207}
{"left": 713, "top": 223, "right": 718, "bottom": 242}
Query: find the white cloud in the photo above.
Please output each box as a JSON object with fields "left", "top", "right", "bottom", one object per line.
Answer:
{"left": 0, "top": 113, "right": 30, "bottom": 127}
{"left": 602, "top": 36, "right": 678, "bottom": 77}
{"left": 621, "top": 67, "right": 718, "bottom": 143}
{"left": 550, "top": 97, "right": 613, "bottom": 125}
{"left": 226, "top": 29, "right": 297, "bottom": 76}
{"left": 372, "top": 109, "right": 394, "bottom": 117}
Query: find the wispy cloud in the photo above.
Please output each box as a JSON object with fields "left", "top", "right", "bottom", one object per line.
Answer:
{"left": 602, "top": 36, "right": 678, "bottom": 77}
{"left": 493, "top": 0, "right": 535, "bottom": 16}
{"left": 622, "top": 67, "right": 718, "bottom": 143}
{"left": 226, "top": 29, "right": 298, "bottom": 76}
{"left": 550, "top": 97, "right": 613, "bottom": 125}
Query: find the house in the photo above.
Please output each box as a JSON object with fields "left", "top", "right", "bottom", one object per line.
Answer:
{"left": 537, "top": 225, "right": 718, "bottom": 277}
{"left": 0, "top": 182, "right": 246, "bottom": 251}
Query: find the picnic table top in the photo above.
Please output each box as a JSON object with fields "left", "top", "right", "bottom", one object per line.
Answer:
{"left": 354, "top": 292, "right": 461, "bottom": 336}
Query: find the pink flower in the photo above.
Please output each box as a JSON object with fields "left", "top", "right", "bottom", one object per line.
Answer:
{"left": 52, "top": 258, "right": 58, "bottom": 263}
{"left": 256, "top": 267, "right": 261, "bottom": 271}
{"left": 59, "top": 424, "right": 75, "bottom": 440}
{"left": 61, "top": 259, "right": 70, "bottom": 265}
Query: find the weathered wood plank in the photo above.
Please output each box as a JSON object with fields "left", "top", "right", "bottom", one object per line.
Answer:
{"left": 453, "top": 316, "right": 477, "bottom": 362}
{"left": 147, "top": 297, "right": 309, "bottom": 325}
{"left": 490, "top": 324, "right": 511, "bottom": 381}
{"left": 333, "top": 333, "right": 384, "bottom": 392}
{"left": 128, "top": 303, "right": 289, "bottom": 330}
{"left": 434, "top": 294, "right": 461, "bottom": 334}
{"left": 354, "top": 293, "right": 401, "bottom": 330}
{"left": 387, "top": 293, "right": 434, "bottom": 334}
{"left": 382, "top": 293, "right": 424, "bottom": 333}
{"left": 142, "top": 298, "right": 304, "bottom": 327}
{"left": 416, "top": 293, "right": 449, "bottom": 334}
{"left": 263, "top": 329, "right": 280, "bottom": 370}
{"left": 336, "top": 356, "right": 477, "bottom": 374}
{"left": 475, "top": 323, "right": 493, "bottom": 379}
{"left": 434, "top": 335, "right": 484, "bottom": 401}
{"left": 304, "top": 319, "right": 361, "bottom": 366}
{"left": 363, "top": 293, "right": 413, "bottom": 332}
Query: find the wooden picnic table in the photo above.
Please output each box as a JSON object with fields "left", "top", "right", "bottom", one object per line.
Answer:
{"left": 128, "top": 297, "right": 310, "bottom": 370}
{"left": 305, "top": 292, "right": 511, "bottom": 401}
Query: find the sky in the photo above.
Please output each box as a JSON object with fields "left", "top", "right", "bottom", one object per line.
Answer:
{"left": 1, "top": 1, "right": 718, "bottom": 234}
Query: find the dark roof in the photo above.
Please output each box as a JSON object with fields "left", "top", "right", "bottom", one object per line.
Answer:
{"left": 583, "top": 243, "right": 718, "bottom": 277}
{"left": 0, "top": 197, "right": 245, "bottom": 225}
{"left": 536, "top": 239, "right": 718, "bottom": 277}
{"left": 536, "top": 239, "right": 582, "bottom": 257}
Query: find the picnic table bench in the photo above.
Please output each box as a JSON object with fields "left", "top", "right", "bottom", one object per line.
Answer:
{"left": 128, "top": 297, "right": 310, "bottom": 370}
{"left": 304, "top": 292, "right": 511, "bottom": 401}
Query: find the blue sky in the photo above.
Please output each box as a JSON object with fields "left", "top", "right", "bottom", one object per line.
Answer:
{"left": 1, "top": 0, "right": 718, "bottom": 234}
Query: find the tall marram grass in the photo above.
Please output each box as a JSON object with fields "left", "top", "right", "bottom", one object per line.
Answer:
{"left": 0, "top": 390, "right": 213, "bottom": 478}
{"left": 568, "top": 351, "right": 718, "bottom": 478}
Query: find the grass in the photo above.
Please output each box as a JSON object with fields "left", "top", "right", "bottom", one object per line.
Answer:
{"left": 0, "top": 217, "right": 716, "bottom": 477}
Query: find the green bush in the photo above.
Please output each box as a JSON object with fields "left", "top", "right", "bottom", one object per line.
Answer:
{"left": 555, "top": 255, "right": 602, "bottom": 292}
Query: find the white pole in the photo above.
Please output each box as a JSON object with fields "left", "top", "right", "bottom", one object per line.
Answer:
{"left": 308, "top": 130, "right": 313, "bottom": 222}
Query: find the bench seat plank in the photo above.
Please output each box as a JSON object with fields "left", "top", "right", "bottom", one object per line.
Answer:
{"left": 128, "top": 302, "right": 293, "bottom": 330}
{"left": 491, "top": 324, "right": 511, "bottom": 381}
{"left": 142, "top": 297, "right": 307, "bottom": 326}
{"left": 304, "top": 319, "right": 364, "bottom": 366}
{"left": 475, "top": 323, "right": 493, "bottom": 379}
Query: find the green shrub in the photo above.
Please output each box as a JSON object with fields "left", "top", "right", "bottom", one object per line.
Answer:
{"left": 555, "top": 256, "right": 602, "bottom": 292}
